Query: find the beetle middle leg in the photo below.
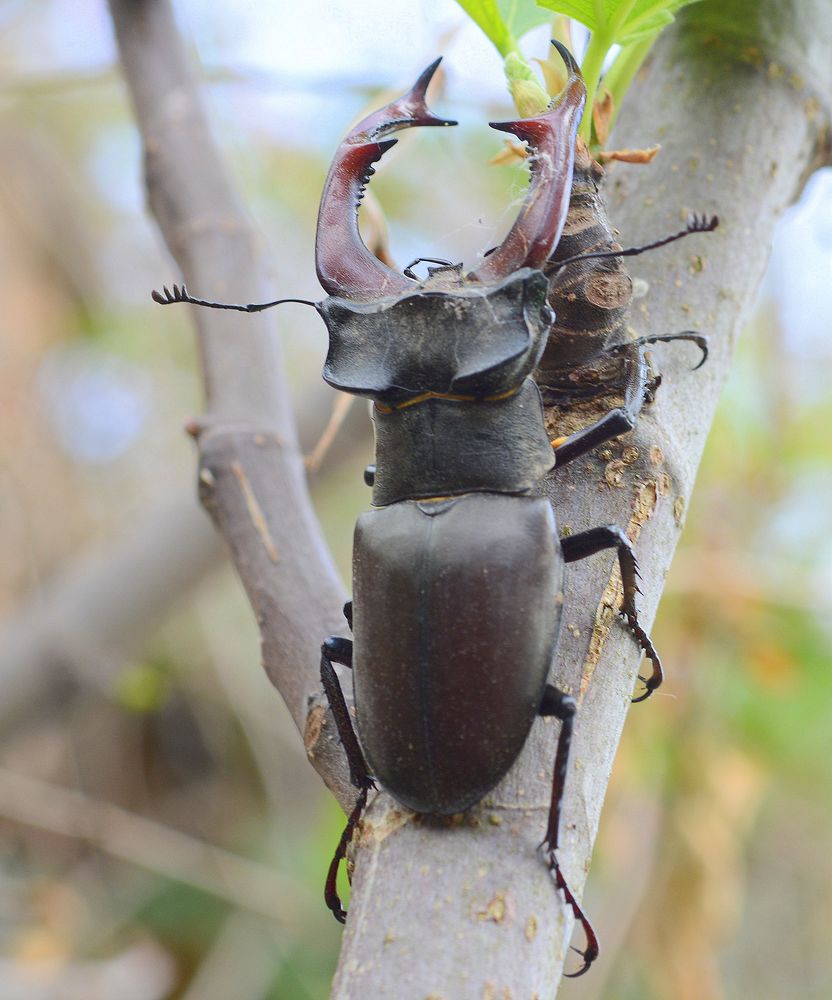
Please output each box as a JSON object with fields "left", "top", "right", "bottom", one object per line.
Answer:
{"left": 549, "top": 350, "right": 648, "bottom": 467}
{"left": 561, "top": 525, "right": 662, "bottom": 701}
{"left": 539, "top": 684, "right": 599, "bottom": 977}
{"left": 549, "top": 332, "right": 708, "bottom": 468}
{"left": 320, "top": 635, "right": 374, "bottom": 922}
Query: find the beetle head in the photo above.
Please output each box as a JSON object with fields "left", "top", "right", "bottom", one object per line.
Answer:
{"left": 320, "top": 268, "right": 554, "bottom": 402}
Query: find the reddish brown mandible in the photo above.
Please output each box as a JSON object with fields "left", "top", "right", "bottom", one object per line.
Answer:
{"left": 315, "top": 59, "right": 456, "bottom": 301}
{"left": 315, "top": 42, "right": 587, "bottom": 301}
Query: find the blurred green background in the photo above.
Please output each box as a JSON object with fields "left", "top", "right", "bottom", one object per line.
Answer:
{"left": 1, "top": 1, "right": 830, "bottom": 998}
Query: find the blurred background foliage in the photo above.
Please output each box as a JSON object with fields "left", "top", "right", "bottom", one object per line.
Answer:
{"left": 0, "top": 1, "right": 830, "bottom": 998}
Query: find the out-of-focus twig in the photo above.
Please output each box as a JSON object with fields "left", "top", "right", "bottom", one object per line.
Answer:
{"left": 0, "top": 767, "right": 312, "bottom": 928}
{"left": 0, "top": 497, "right": 224, "bottom": 730}
{"left": 178, "top": 912, "right": 287, "bottom": 1000}
{"left": 304, "top": 393, "right": 356, "bottom": 473}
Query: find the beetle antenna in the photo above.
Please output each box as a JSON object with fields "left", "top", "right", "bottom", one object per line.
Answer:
{"left": 552, "top": 213, "right": 718, "bottom": 271}
{"left": 403, "top": 256, "right": 457, "bottom": 280}
{"left": 151, "top": 283, "right": 320, "bottom": 312}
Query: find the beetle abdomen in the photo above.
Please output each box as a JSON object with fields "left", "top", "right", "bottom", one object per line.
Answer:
{"left": 352, "top": 493, "right": 563, "bottom": 815}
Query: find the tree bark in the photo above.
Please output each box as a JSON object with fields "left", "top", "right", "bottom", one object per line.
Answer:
{"left": 107, "top": 1, "right": 831, "bottom": 997}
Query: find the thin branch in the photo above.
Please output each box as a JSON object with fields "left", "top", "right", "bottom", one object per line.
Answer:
{"left": 107, "top": 0, "right": 351, "bottom": 805}
{"left": 304, "top": 393, "right": 356, "bottom": 473}
{"left": 179, "top": 912, "right": 288, "bottom": 1000}
{"left": 0, "top": 767, "right": 313, "bottom": 928}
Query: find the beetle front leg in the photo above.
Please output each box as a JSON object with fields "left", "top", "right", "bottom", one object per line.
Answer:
{"left": 539, "top": 684, "right": 599, "bottom": 977}
{"left": 550, "top": 332, "right": 708, "bottom": 468}
{"left": 561, "top": 526, "right": 663, "bottom": 701}
{"left": 320, "top": 639, "right": 374, "bottom": 922}
{"left": 550, "top": 351, "right": 648, "bottom": 467}
{"left": 606, "top": 331, "right": 708, "bottom": 371}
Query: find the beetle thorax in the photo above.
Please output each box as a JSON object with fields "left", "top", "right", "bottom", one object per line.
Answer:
{"left": 318, "top": 269, "right": 556, "bottom": 505}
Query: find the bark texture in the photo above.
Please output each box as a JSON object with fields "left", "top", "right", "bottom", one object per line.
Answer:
{"left": 107, "top": 1, "right": 831, "bottom": 997}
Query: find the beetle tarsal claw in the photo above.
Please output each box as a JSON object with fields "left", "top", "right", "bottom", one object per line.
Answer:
{"left": 632, "top": 679, "right": 659, "bottom": 704}
{"left": 543, "top": 847, "right": 600, "bottom": 977}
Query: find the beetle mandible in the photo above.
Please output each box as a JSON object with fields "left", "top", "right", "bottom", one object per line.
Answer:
{"left": 153, "top": 43, "right": 711, "bottom": 976}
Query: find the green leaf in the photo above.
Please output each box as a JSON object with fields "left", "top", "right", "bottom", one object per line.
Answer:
{"left": 454, "top": 0, "right": 516, "bottom": 56}
{"left": 615, "top": 0, "right": 695, "bottom": 45}
{"left": 535, "top": 0, "right": 701, "bottom": 46}
{"left": 533, "top": 0, "right": 702, "bottom": 141}
{"left": 454, "top": 0, "right": 552, "bottom": 57}
{"left": 497, "top": 0, "right": 553, "bottom": 39}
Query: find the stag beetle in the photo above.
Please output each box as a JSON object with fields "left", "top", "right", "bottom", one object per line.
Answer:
{"left": 529, "top": 138, "right": 716, "bottom": 697}
{"left": 154, "top": 43, "right": 713, "bottom": 976}
{"left": 538, "top": 139, "right": 714, "bottom": 491}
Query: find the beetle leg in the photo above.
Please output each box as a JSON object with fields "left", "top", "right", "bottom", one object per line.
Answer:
{"left": 551, "top": 350, "right": 648, "bottom": 467}
{"left": 402, "top": 256, "right": 457, "bottom": 280}
{"left": 605, "top": 331, "right": 708, "bottom": 371}
{"left": 550, "top": 330, "right": 709, "bottom": 466}
{"left": 323, "top": 635, "right": 353, "bottom": 668}
{"left": 320, "top": 642, "right": 375, "bottom": 922}
{"left": 325, "top": 785, "right": 370, "bottom": 922}
{"left": 560, "top": 526, "right": 663, "bottom": 700}
{"left": 538, "top": 684, "right": 600, "bottom": 977}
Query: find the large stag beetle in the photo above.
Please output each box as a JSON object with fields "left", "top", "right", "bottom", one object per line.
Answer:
{"left": 154, "top": 43, "right": 713, "bottom": 975}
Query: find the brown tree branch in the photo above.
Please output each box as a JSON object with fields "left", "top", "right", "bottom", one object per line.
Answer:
{"left": 107, "top": 0, "right": 352, "bottom": 805}
{"left": 107, "top": 1, "right": 832, "bottom": 997}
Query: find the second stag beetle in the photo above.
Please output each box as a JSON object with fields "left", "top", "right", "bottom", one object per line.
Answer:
{"left": 534, "top": 113, "right": 718, "bottom": 699}
{"left": 154, "top": 43, "right": 713, "bottom": 976}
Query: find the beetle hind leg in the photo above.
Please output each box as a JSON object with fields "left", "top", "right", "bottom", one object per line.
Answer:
{"left": 320, "top": 640, "right": 374, "bottom": 922}
{"left": 539, "top": 684, "right": 600, "bottom": 977}
{"left": 561, "top": 525, "right": 662, "bottom": 701}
